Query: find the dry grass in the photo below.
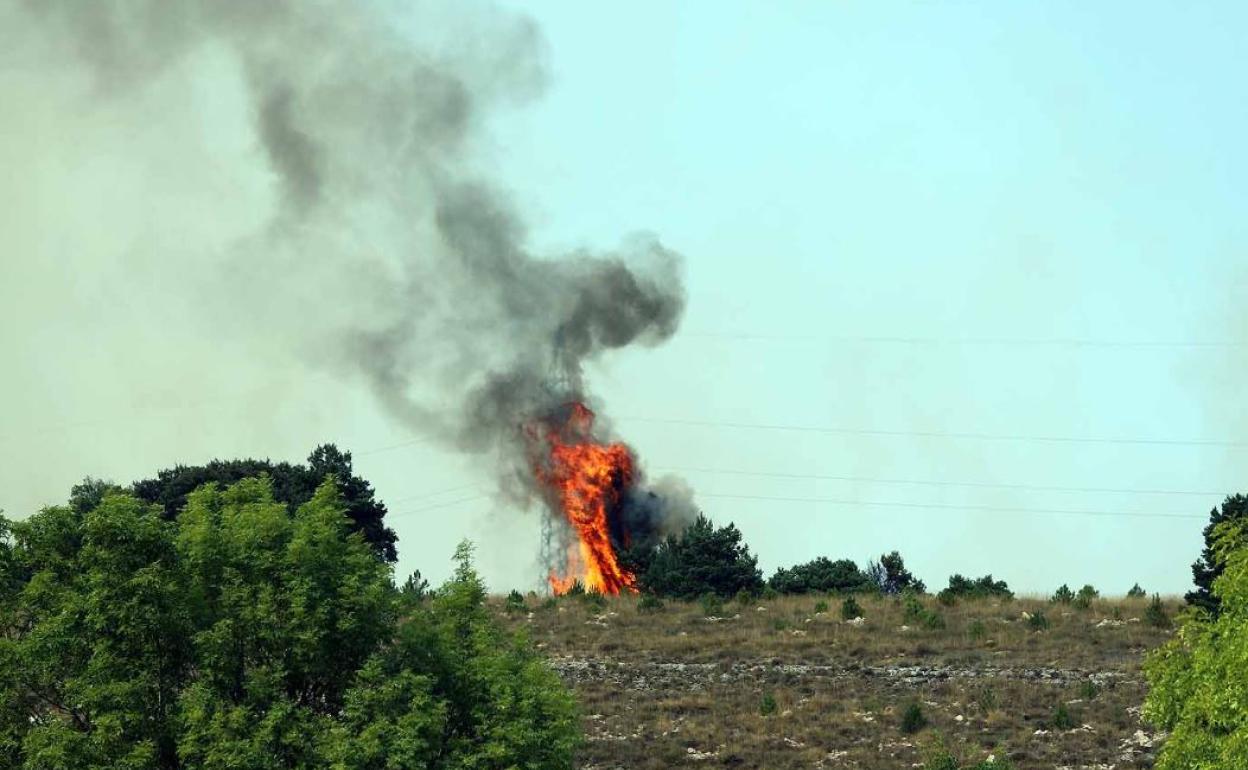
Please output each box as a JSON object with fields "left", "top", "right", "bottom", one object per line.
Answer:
{"left": 497, "top": 592, "right": 1178, "bottom": 769}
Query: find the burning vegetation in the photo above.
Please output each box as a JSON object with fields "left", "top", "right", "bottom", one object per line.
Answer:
{"left": 529, "top": 402, "right": 640, "bottom": 595}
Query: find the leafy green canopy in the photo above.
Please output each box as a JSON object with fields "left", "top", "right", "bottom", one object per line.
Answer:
{"left": 866, "top": 551, "right": 926, "bottom": 595}
{"left": 0, "top": 478, "right": 578, "bottom": 770}
{"left": 768, "top": 557, "right": 874, "bottom": 595}
{"left": 633, "top": 514, "right": 764, "bottom": 599}
{"left": 939, "top": 574, "right": 1013, "bottom": 601}
{"left": 130, "top": 444, "right": 397, "bottom": 563}
{"left": 1145, "top": 519, "right": 1248, "bottom": 768}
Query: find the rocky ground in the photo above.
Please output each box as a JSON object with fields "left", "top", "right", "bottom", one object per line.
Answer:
{"left": 500, "top": 593, "right": 1177, "bottom": 769}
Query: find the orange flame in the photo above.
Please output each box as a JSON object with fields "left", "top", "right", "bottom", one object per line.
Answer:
{"left": 533, "top": 402, "right": 638, "bottom": 595}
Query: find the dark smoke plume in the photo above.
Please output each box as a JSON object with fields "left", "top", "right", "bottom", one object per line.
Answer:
{"left": 5, "top": 1, "right": 695, "bottom": 561}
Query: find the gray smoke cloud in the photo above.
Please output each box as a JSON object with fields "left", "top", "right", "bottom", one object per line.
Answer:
{"left": 2, "top": 0, "right": 692, "bottom": 559}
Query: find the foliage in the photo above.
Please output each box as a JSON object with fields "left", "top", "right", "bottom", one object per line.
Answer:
{"left": 767, "top": 557, "right": 873, "bottom": 595}
{"left": 1145, "top": 520, "right": 1248, "bottom": 768}
{"left": 922, "top": 743, "right": 1015, "bottom": 770}
{"left": 1145, "top": 594, "right": 1171, "bottom": 629}
{"left": 734, "top": 588, "right": 755, "bottom": 607}
{"left": 1127, "top": 583, "right": 1147, "bottom": 599}
{"left": 759, "top": 693, "right": 777, "bottom": 717}
{"left": 813, "top": 600, "right": 829, "bottom": 614}
{"left": 867, "top": 551, "right": 926, "bottom": 595}
{"left": 939, "top": 574, "right": 1013, "bottom": 602}
{"left": 1027, "top": 611, "right": 1050, "bottom": 631}
{"left": 1072, "top": 584, "right": 1099, "bottom": 610}
{"left": 505, "top": 589, "right": 527, "bottom": 614}
{"left": 0, "top": 479, "right": 579, "bottom": 770}
{"left": 900, "top": 701, "right": 927, "bottom": 734}
{"left": 637, "top": 515, "right": 764, "bottom": 599}
{"left": 840, "top": 595, "right": 863, "bottom": 621}
{"left": 1078, "top": 679, "right": 1100, "bottom": 700}
{"left": 130, "top": 444, "right": 397, "bottom": 562}
{"left": 1051, "top": 703, "right": 1077, "bottom": 730}
{"left": 967, "top": 619, "right": 986, "bottom": 642}
{"left": 637, "top": 594, "right": 664, "bottom": 613}
{"left": 400, "top": 569, "right": 430, "bottom": 603}
{"left": 699, "top": 593, "right": 725, "bottom": 617}
{"left": 1185, "top": 493, "right": 1248, "bottom": 616}
{"left": 1051, "top": 584, "right": 1075, "bottom": 604}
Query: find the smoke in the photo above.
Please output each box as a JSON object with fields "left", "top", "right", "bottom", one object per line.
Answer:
{"left": 1, "top": 1, "right": 693, "bottom": 558}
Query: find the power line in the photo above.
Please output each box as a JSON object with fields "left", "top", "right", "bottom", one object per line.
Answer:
{"left": 388, "top": 494, "right": 489, "bottom": 519}
{"left": 658, "top": 465, "right": 1228, "bottom": 497}
{"left": 697, "top": 492, "right": 1205, "bottom": 521}
{"left": 622, "top": 416, "right": 1248, "bottom": 449}
{"left": 387, "top": 483, "right": 480, "bottom": 505}
{"left": 684, "top": 331, "right": 1248, "bottom": 350}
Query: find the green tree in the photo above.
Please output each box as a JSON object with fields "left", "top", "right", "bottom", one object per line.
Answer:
{"left": 0, "top": 478, "right": 578, "bottom": 770}
{"left": 768, "top": 557, "right": 873, "bottom": 595}
{"left": 638, "top": 514, "right": 763, "bottom": 599}
{"left": 131, "top": 444, "right": 397, "bottom": 562}
{"left": 939, "top": 574, "right": 1013, "bottom": 601}
{"left": 1145, "top": 518, "right": 1248, "bottom": 767}
{"left": 1185, "top": 494, "right": 1248, "bottom": 616}
{"left": 866, "top": 551, "right": 926, "bottom": 595}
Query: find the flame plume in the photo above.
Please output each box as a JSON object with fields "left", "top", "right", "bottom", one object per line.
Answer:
{"left": 530, "top": 402, "right": 638, "bottom": 595}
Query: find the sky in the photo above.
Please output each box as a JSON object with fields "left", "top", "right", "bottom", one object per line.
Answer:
{"left": 3, "top": 2, "right": 1246, "bottom": 594}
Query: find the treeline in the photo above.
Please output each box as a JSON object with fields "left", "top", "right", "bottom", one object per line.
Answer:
{"left": 621, "top": 513, "right": 1150, "bottom": 605}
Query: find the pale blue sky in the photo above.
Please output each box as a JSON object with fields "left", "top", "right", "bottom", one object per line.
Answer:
{"left": 4, "top": 3, "right": 1246, "bottom": 595}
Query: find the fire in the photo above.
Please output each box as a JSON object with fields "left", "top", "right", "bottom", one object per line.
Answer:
{"left": 532, "top": 402, "right": 638, "bottom": 595}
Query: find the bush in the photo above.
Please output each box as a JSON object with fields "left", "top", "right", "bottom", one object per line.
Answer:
{"left": 1052, "top": 702, "right": 1077, "bottom": 730}
{"left": 1145, "top": 593, "right": 1170, "bottom": 628}
{"left": 1052, "top": 584, "right": 1075, "bottom": 604}
{"left": 1127, "top": 582, "right": 1147, "bottom": 599}
{"left": 761, "top": 586, "right": 779, "bottom": 600}
{"left": 638, "top": 593, "right": 665, "bottom": 613}
{"left": 900, "top": 701, "right": 928, "bottom": 734}
{"left": 759, "top": 693, "right": 778, "bottom": 716}
{"left": 1078, "top": 679, "right": 1100, "bottom": 699}
{"left": 841, "top": 595, "right": 863, "bottom": 620}
{"left": 1027, "top": 611, "right": 1050, "bottom": 631}
{"left": 768, "top": 556, "right": 873, "bottom": 594}
{"left": 0, "top": 479, "right": 581, "bottom": 769}
{"left": 813, "top": 599, "right": 829, "bottom": 614}
{"left": 967, "top": 619, "right": 986, "bottom": 642}
{"left": 699, "top": 593, "right": 725, "bottom": 617}
{"left": 505, "top": 588, "right": 527, "bottom": 613}
{"left": 638, "top": 514, "right": 764, "bottom": 599}
{"left": 1145, "top": 518, "right": 1248, "bottom": 767}
{"left": 903, "top": 593, "right": 926, "bottom": 622}
{"left": 921, "top": 610, "right": 946, "bottom": 630}
{"left": 582, "top": 588, "right": 607, "bottom": 611}
{"left": 1072, "top": 584, "right": 1099, "bottom": 610}
{"left": 734, "top": 587, "right": 755, "bottom": 607}
{"left": 941, "top": 573, "right": 1014, "bottom": 601}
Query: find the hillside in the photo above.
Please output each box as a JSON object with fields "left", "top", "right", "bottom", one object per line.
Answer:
{"left": 502, "top": 593, "right": 1178, "bottom": 770}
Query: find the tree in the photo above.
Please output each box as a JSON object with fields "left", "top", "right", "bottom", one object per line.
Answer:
{"left": 131, "top": 443, "right": 397, "bottom": 562}
{"left": 1145, "top": 518, "right": 1248, "bottom": 767}
{"left": 768, "top": 557, "right": 873, "bottom": 594}
{"left": 638, "top": 514, "right": 764, "bottom": 599}
{"left": 1185, "top": 494, "right": 1248, "bottom": 616}
{"left": 939, "top": 574, "right": 1013, "bottom": 601}
{"left": 0, "top": 478, "right": 578, "bottom": 769}
{"left": 866, "top": 551, "right": 926, "bottom": 595}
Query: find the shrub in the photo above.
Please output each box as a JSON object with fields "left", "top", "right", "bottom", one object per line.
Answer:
{"left": 401, "top": 569, "right": 430, "bottom": 602}
{"left": 973, "top": 684, "right": 997, "bottom": 713}
{"left": 772, "top": 618, "right": 789, "bottom": 631}
{"left": 1052, "top": 584, "right": 1075, "bottom": 604}
{"left": 921, "top": 610, "right": 946, "bottom": 630}
{"left": 942, "top": 573, "right": 1013, "bottom": 600}
{"left": 903, "top": 593, "right": 926, "bottom": 622}
{"left": 564, "top": 579, "right": 586, "bottom": 597}
{"left": 967, "top": 619, "right": 987, "bottom": 642}
{"left": 1052, "top": 702, "right": 1077, "bottom": 730}
{"left": 734, "top": 587, "right": 755, "bottom": 607}
{"left": 900, "top": 701, "right": 928, "bottom": 734}
{"left": 759, "top": 693, "right": 778, "bottom": 716}
{"left": 841, "top": 595, "right": 863, "bottom": 620}
{"left": 505, "top": 588, "right": 527, "bottom": 613}
{"left": 937, "top": 589, "right": 958, "bottom": 606}
{"left": 1127, "top": 582, "right": 1147, "bottom": 599}
{"left": 768, "top": 556, "right": 873, "bottom": 594}
{"left": 582, "top": 588, "right": 607, "bottom": 611}
{"left": 1072, "top": 584, "right": 1099, "bottom": 610}
{"left": 813, "top": 599, "right": 829, "bottom": 614}
{"left": 1027, "top": 611, "right": 1050, "bottom": 631}
{"left": 1078, "top": 679, "right": 1100, "bottom": 699}
{"left": 867, "top": 551, "right": 926, "bottom": 594}
{"left": 761, "top": 585, "right": 779, "bottom": 600}
{"left": 639, "top": 514, "right": 764, "bottom": 599}
{"left": 638, "top": 593, "right": 665, "bottom": 613}
{"left": 699, "top": 592, "right": 725, "bottom": 617}
{"left": 1145, "top": 593, "right": 1170, "bottom": 628}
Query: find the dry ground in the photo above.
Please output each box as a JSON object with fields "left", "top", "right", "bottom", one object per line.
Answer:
{"left": 497, "top": 592, "right": 1177, "bottom": 770}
